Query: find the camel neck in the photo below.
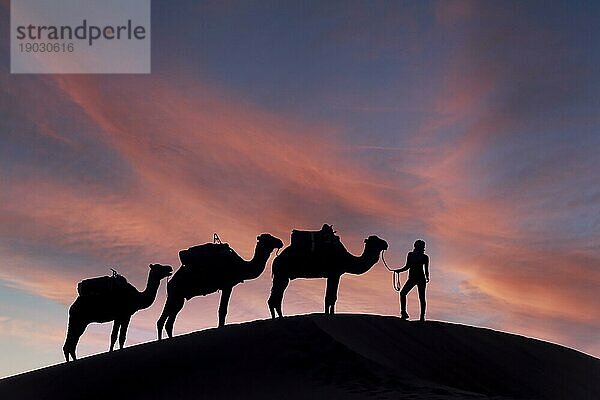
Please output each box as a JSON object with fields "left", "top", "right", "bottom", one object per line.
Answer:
{"left": 346, "top": 245, "right": 380, "bottom": 275}
{"left": 245, "top": 243, "right": 271, "bottom": 280}
{"left": 138, "top": 273, "right": 161, "bottom": 309}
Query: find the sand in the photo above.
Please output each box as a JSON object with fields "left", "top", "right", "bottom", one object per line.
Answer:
{"left": 0, "top": 314, "right": 598, "bottom": 399}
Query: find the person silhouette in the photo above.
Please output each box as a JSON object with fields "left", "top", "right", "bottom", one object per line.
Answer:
{"left": 395, "top": 239, "right": 429, "bottom": 321}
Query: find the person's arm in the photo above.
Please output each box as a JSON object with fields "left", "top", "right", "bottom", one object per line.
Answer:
{"left": 424, "top": 255, "right": 430, "bottom": 282}
{"left": 395, "top": 253, "right": 411, "bottom": 272}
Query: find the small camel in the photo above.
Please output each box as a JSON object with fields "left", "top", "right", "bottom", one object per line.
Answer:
{"left": 157, "top": 233, "right": 283, "bottom": 339}
{"left": 63, "top": 264, "right": 173, "bottom": 361}
{"left": 268, "top": 235, "right": 388, "bottom": 317}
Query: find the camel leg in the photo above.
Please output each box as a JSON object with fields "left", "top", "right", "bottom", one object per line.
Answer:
{"left": 267, "top": 293, "right": 276, "bottom": 319}
{"left": 70, "top": 321, "right": 87, "bottom": 361}
{"left": 119, "top": 316, "right": 131, "bottom": 349}
{"left": 268, "top": 274, "right": 289, "bottom": 318}
{"left": 157, "top": 300, "right": 169, "bottom": 340}
{"left": 63, "top": 319, "right": 76, "bottom": 361}
{"left": 158, "top": 295, "right": 182, "bottom": 340}
{"left": 165, "top": 296, "right": 185, "bottom": 339}
{"left": 63, "top": 319, "right": 87, "bottom": 362}
{"left": 218, "top": 287, "right": 233, "bottom": 328}
{"left": 325, "top": 275, "right": 341, "bottom": 315}
{"left": 110, "top": 320, "right": 120, "bottom": 351}
{"left": 275, "top": 277, "right": 289, "bottom": 318}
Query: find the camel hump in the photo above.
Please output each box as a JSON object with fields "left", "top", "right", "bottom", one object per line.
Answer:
{"left": 290, "top": 224, "right": 339, "bottom": 253}
{"left": 179, "top": 242, "right": 235, "bottom": 267}
{"left": 77, "top": 273, "right": 129, "bottom": 297}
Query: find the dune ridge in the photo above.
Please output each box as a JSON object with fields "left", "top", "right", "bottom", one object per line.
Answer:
{"left": 0, "top": 314, "right": 598, "bottom": 399}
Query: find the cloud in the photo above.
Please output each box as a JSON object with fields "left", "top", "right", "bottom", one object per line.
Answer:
{"left": 400, "top": 0, "right": 600, "bottom": 354}
{"left": 0, "top": 1, "right": 599, "bottom": 372}
{"left": 54, "top": 75, "right": 417, "bottom": 221}
{"left": 0, "top": 316, "right": 65, "bottom": 348}
{"left": 0, "top": 70, "right": 427, "bottom": 346}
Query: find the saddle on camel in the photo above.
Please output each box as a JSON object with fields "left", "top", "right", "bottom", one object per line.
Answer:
{"left": 178, "top": 234, "right": 238, "bottom": 269}
{"left": 77, "top": 269, "right": 129, "bottom": 297}
{"left": 290, "top": 224, "right": 341, "bottom": 253}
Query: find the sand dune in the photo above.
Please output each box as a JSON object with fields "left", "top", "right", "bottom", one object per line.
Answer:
{"left": 0, "top": 314, "right": 598, "bottom": 399}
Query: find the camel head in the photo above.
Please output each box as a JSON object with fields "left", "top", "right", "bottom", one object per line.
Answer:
{"left": 149, "top": 263, "right": 173, "bottom": 280}
{"left": 257, "top": 233, "right": 284, "bottom": 252}
{"left": 238, "top": 234, "right": 284, "bottom": 281}
{"left": 364, "top": 235, "right": 388, "bottom": 254}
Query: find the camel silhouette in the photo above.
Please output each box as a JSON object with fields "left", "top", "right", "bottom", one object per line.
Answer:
{"left": 63, "top": 263, "right": 173, "bottom": 361}
{"left": 157, "top": 233, "right": 284, "bottom": 339}
{"left": 268, "top": 234, "right": 388, "bottom": 317}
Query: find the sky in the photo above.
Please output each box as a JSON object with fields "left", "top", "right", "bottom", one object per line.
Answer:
{"left": 1, "top": 0, "right": 599, "bottom": 378}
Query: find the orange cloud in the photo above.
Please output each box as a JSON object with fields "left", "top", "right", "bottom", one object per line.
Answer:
{"left": 1, "top": 39, "right": 598, "bottom": 362}
{"left": 0, "top": 72, "right": 424, "bottom": 344}
{"left": 54, "top": 75, "right": 416, "bottom": 223}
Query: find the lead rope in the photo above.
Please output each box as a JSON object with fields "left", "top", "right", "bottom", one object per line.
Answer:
{"left": 381, "top": 251, "right": 402, "bottom": 292}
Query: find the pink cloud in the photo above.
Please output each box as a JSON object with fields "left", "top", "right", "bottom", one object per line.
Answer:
{"left": 1, "top": 42, "right": 598, "bottom": 362}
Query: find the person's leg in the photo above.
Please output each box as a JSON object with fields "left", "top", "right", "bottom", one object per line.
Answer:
{"left": 399, "top": 279, "right": 417, "bottom": 319}
{"left": 417, "top": 281, "right": 427, "bottom": 321}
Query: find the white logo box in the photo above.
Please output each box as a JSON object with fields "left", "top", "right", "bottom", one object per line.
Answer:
{"left": 11, "top": 0, "right": 151, "bottom": 74}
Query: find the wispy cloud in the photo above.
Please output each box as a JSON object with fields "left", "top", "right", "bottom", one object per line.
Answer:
{"left": 0, "top": 0, "right": 599, "bottom": 378}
